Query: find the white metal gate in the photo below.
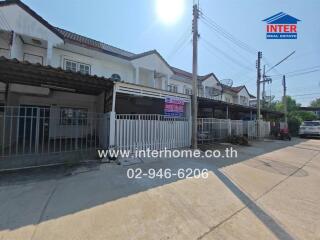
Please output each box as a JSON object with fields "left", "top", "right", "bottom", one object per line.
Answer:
{"left": 0, "top": 106, "right": 109, "bottom": 158}
{"left": 244, "top": 121, "right": 257, "bottom": 140}
{"left": 198, "top": 118, "right": 271, "bottom": 142}
{"left": 259, "top": 120, "right": 271, "bottom": 138}
{"left": 231, "top": 120, "right": 243, "bottom": 137}
{"left": 115, "top": 114, "right": 190, "bottom": 151}
{"left": 243, "top": 120, "right": 271, "bottom": 140}
{"left": 197, "top": 118, "right": 231, "bottom": 143}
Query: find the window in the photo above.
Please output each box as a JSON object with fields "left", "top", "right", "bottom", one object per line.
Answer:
{"left": 205, "top": 86, "right": 218, "bottom": 97}
{"left": 64, "top": 59, "right": 91, "bottom": 75}
{"left": 185, "top": 88, "right": 192, "bottom": 95}
{"left": 65, "top": 60, "right": 77, "bottom": 72}
{"left": 79, "top": 64, "right": 90, "bottom": 75}
{"left": 168, "top": 84, "right": 178, "bottom": 93}
{"left": 240, "top": 96, "right": 248, "bottom": 105}
{"left": 225, "top": 97, "right": 231, "bottom": 103}
{"left": 197, "top": 86, "right": 204, "bottom": 96}
{"left": 60, "top": 107, "right": 88, "bottom": 125}
{"left": 233, "top": 96, "right": 238, "bottom": 103}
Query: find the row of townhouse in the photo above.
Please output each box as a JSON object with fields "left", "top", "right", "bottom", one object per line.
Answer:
{"left": 0, "top": 0, "right": 281, "bottom": 170}
{"left": 0, "top": 0, "right": 253, "bottom": 110}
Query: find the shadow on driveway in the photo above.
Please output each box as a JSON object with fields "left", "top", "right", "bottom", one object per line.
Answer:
{"left": 1, "top": 138, "right": 316, "bottom": 239}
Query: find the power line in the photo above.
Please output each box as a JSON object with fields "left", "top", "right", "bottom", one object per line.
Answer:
{"left": 199, "top": 12, "right": 257, "bottom": 55}
{"left": 167, "top": 25, "right": 192, "bottom": 60}
{"left": 265, "top": 51, "right": 296, "bottom": 74}
{"left": 199, "top": 17, "right": 254, "bottom": 65}
{"left": 279, "top": 50, "right": 317, "bottom": 64}
{"left": 201, "top": 13, "right": 256, "bottom": 54}
{"left": 262, "top": 56, "right": 282, "bottom": 75}
{"left": 167, "top": 36, "right": 192, "bottom": 60}
{"left": 201, "top": 17, "right": 256, "bottom": 55}
{"left": 198, "top": 14, "right": 257, "bottom": 85}
{"left": 201, "top": 37, "right": 254, "bottom": 71}
{"left": 199, "top": 43, "right": 239, "bottom": 80}
{"left": 198, "top": 9, "right": 259, "bottom": 86}
{"left": 211, "top": 29, "right": 254, "bottom": 65}
{"left": 269, "top": 65, "right": 320, "bottom": 77}
{"left": 286, "top": 69, "right": 320, "bottom": 77}
{"left": 290, "top": 92, "right": 320, "bottom": 97}
{"left": 293, "top": 95, "right": 319, "bottom": 99}
{"left": 271, "top": 69, "right": 320, "bottom": 78}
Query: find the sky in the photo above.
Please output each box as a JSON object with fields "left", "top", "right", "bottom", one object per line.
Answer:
{"left": 23, "top": 0, "right": 320, "bottom": 106}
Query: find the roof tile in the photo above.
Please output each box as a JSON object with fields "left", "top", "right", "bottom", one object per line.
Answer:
{"left": 55, "top": 27, "right": 135, "bottom": 59}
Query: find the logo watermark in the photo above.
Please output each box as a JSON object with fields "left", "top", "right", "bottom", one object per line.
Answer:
{"left": 262, "top": 12, "right": 301, "bottom": 39}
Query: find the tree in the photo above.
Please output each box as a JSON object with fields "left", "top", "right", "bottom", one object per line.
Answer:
{"left": 295, "top": 111, "right": 317, "bottom": 121}
{"left": 271, "top": 96, "right": 317, "bottom": 135}
{"left": 275, "top": 96, "right": 301, "bottom": 112}
{"left": 310, "top": 98, "right": 320, "bottom": 107}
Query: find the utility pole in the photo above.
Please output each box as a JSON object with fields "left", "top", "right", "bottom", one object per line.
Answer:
{"left": 262, "top": 51, "right": 294, "bottom": 130}
{"left": 191, "top": 4, "right": 199, "bottom": 149}
{"left": 256, "top": 52, "right": 262, "bottom": 119}
{"left": 262, "top": 65, "right": 266, "bottom": 108}
{"left": 282, "top": 75, "right": 287, "bottom": 124}
{"left": 256, "top": 51, "right": 262, "bottom": 138}
{"left": 261, "top": 64, "right": 272, "bottom": 109}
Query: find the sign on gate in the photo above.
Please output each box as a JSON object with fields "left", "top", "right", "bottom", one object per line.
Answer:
{"left": 164, "top": 97, "right": 185, "bottom": 117}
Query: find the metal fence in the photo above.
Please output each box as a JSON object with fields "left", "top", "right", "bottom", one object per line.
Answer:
{"left": 259, "top": 120, "right": 271, "bottom": 138}
{"left": 198, "top": 118, "right": 271, "bottom": 143}
{"left": 243, "top": 121, "right": 257, "bottom": 140}
{"left": 197, "top": 118, "right": 230, "bottom": 143}
{"left": 231, "top": 120, "right": 243, "bottom": 137}
{"left": 1, "top": 106, "right": 271, "bottom": 169}
{"left": 243, "top": 120, "right": 270, "bottom": 140}
{"left": 115, "top": 114, "right": 190, "bottom": 151}
{"left": 0, "top": 106, "right": 110, "bottom": 158}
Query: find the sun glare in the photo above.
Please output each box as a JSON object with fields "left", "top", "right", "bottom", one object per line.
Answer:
{"left": 156, "top": 0, "right": 185, "bottom": 24}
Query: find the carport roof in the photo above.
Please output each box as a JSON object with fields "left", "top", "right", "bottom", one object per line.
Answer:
{"left": 0, "top": 57, "right": 113, "bottom": 95}
{"left": 198, "top": 97, "right": 284, "bottom": 117}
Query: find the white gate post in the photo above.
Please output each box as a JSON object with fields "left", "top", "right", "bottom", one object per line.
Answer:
{"left": 227, "top": 119, "right": 231, "bottom": 136}
{"left": 109, "top": 84, "right": 117, "bottom": 148}
{"left": 109, "top": 111, "right": 116, "bottom": 147}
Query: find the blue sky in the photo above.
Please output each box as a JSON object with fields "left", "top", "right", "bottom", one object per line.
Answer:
{"left": 23, "top": 0, "right": 320, "bottom": 106}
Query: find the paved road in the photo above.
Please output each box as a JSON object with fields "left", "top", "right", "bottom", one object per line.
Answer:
{"left": 0, "top": 138, "right": 319, "bottom": 240}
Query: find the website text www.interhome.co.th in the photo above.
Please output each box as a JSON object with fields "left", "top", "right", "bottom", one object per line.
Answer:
{"left": 97, "top": 147, "right": 238, "bottom": 159}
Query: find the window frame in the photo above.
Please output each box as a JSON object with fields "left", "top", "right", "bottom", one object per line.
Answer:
{"left": 184, "top": 87, "right": 192, "bottom": 95}
{"left": 168, "top": 84, "right": 178, "bottom": 93}
{"left": 59, "top": 107, "right": 88, "bottom": 126}
{"left": 205, "top": 86, "right": 216, "bottom": 96}
{"left": 64, "top": 59, "right": 91, "bottom": 75}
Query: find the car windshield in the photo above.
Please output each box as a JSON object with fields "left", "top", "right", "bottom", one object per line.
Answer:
{"left": 303, "top": 121, "right": 320, "bottom": 126}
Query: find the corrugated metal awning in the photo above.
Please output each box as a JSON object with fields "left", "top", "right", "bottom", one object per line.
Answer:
{"left": 0, "top": 57, "right": 113, "bottom": 95}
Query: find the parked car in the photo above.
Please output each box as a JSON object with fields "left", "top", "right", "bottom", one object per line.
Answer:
{"left": 299, "top": 121, "right": 320, "bottom": 138}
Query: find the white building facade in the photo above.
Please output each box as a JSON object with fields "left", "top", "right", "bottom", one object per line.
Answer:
{"left": 0, "top": 0, "right": 253, "bottom": 108}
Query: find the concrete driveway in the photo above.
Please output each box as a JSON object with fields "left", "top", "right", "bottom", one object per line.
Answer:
{"left": 0, "top": 138, "right": 319, "bottom": 240}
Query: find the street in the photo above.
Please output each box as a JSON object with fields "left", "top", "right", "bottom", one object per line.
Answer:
{"left": 0, "top": 138, "right": 319, "bottom": 240}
